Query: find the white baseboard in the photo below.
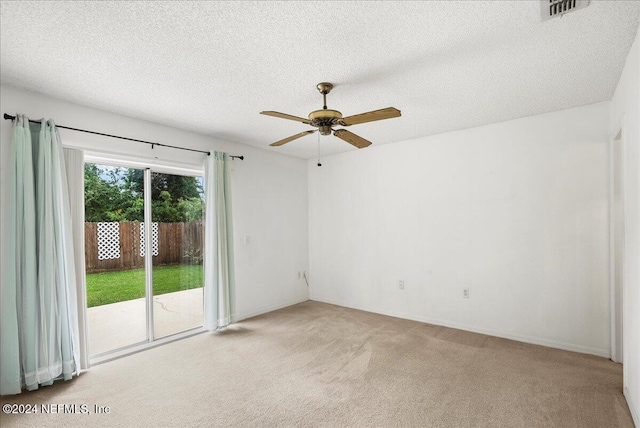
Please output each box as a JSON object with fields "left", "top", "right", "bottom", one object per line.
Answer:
{"left": 625, "top": 388, "right": 639, "bottom": 427}
{"left": 310, "top": 295, "right": 610, "bottom": 358}
{"left": 236, "top": 296, "right": 310, "bottom": 322}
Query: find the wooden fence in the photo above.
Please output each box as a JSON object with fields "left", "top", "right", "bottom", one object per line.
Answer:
{"left": 85, "top": 222, "right": 203, "bottom": 274}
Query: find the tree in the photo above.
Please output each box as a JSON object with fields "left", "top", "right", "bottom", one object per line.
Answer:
{"left": 126, "top": 170, "right": 202, "bottom": 201}
{"left": 84, "top": 164, "right": 204, "bottom": 223}
{"left": 84, "top": 164, "right": 132, "bottom": 222}
{"left": 177, "top": 197, "right": 204, "bottom": 222}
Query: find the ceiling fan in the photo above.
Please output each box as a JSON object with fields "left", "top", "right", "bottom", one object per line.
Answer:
{"left": 261, "top": 82, "right": 401, "bottom": 149}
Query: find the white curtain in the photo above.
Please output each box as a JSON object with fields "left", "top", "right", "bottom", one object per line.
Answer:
{"left": 0, "top": 116, "right": 81, "bottom": 395}
{"left": 203, "top": 151, "right": 235, "bottom": 330}
{"left": 63, "top": 148, "right": 89, "bottom": 371}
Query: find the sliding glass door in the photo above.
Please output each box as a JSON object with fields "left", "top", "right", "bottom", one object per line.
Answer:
{"left": 84, "top": 163, "right": 148, "bottom": 356}
{"left": 84, "top": 162, "right": 204, "bottom": 357}
{"left": 151, "top": 172, "right": 205, "bottom": 339}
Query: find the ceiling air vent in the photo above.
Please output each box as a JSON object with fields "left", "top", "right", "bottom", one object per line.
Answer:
{"left": 541, "top": 0, "right": 589, "bottom": 22}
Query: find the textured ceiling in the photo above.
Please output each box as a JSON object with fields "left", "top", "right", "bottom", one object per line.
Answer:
{"left": 1, "top": 1, "right": 639, "bottom": 159}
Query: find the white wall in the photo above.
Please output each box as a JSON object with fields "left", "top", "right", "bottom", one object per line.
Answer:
{"left": 309, "top": 101, "right": 611, "bottom": 357}
{"left": 0, "top": 84, "right": 309, "bottom": 323}
{"left": 610, "top": 27, "right": 640, "bottom": 426}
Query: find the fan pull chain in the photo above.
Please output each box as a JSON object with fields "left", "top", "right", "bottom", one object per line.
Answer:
{"left": 317, "top": 131, "right": 322, "bottom": 167}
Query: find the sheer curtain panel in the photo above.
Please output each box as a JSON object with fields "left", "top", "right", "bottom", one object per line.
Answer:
{"left": 63, "top": 148, "right": 89, "bottom": 371}
{"left": 203, "top": 151, "right": 236, "bottom": 330}
{"left": 0, "top": 116, "right": 81, "bottom": 395}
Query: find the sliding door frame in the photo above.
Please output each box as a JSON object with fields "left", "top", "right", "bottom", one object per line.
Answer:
{"left": 83, "top": 152, "right": 206, "bottom": 366}
{"left": 144, "top": 168, "right": 154, "bottom": 341}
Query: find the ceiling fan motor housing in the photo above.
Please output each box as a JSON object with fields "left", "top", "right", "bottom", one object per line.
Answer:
{"left": 309, "top": 109, "right": 342, "bottom": 134}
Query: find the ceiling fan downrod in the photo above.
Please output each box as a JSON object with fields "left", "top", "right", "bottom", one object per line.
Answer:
{"left": 317, "top": 82, "right": 333, "bottom": 110}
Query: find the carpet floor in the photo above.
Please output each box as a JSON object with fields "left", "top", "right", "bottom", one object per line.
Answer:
{"left": 0, "top": 301, "right": 633, "bottom": 427}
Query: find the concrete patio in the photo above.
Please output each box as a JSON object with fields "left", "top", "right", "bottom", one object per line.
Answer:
{"left": 87, "top": 287, "right": 203, "bottom": 356}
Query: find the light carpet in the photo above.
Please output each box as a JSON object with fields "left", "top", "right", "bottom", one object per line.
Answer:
{"left": 0, "top": 301, "right": 633, "bottom": 427}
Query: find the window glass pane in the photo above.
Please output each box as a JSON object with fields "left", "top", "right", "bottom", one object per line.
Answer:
{"left": 85, "top": 164, "right": 147, "bottom": 355}
{"left": 150, "top": 172, "right": 204, "bottom": 338}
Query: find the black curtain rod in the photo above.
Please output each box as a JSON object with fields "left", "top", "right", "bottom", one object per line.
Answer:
{"left": 3, "top": 113, "right": 244, "bottom": 160}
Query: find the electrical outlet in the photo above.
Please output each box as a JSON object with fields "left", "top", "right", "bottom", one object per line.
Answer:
{"left": 398, "top": 280, "right": 405, "bottom": 290}
{"left": 463, "top": 288, "right": 470, "bottom": 298}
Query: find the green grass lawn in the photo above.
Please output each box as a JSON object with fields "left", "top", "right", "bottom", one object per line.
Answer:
{"left": 86, "top": 265, "right": 203, "bottom": 307}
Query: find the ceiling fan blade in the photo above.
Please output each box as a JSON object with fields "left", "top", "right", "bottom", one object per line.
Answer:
{"left": 269, "top": 130, "right": 316, "bottom": 147}
{"left": 260, "top": 111, "right": 311, "bottom": 124}
{"left": 333, "top": 129, "right": 372, "bottom": 149}
{"left": 340, "top": 107, "right": 401, "bottom": 126}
